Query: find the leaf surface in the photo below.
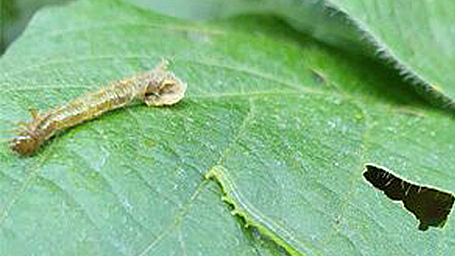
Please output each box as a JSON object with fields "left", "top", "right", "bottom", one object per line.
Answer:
{"left": 130, "top": 0, "right": 455, "bottom": 104}
{"left": 0, "top": 0, "right": 454, "bottom": 255}
{"left": 323, "top": 0, "right": 455, "bottom": 104}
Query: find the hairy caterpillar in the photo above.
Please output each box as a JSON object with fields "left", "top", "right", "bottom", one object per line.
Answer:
{"left": 10, "top": 60, "right": 187, "bottom": 156}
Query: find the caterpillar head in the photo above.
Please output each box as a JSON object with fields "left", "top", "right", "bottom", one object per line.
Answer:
{"left": 10, "top": 133, "right": 43, "bottom": 156}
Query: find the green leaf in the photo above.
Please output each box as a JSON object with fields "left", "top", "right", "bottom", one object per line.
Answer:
{"left": 0, "top": 0, "right": 76, "bottom": 54}
{"left": 322, "top": 0, "right": 455, "bottom": 105}
{"left": 279, "top": 0, "right": 455, "bottom": 103}
{"left": 1, "top": 0, "right": 454, "bottom": 255}
{"left": 130, "top": 0, "right": 455, "bottom": 105}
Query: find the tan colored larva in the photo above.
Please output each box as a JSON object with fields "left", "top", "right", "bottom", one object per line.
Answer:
{"left": 10, "top": 60, "right": 187, "bottom": 156}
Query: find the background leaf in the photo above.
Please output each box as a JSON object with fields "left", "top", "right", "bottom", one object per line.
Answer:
{"left": 129, "top": 0, "right": 455, "bottom": 105}
{"left": 0, "top": 0, "right": 75, "bottom": 54}
{"left": 323, "top": 0, "right": 455, "bottom": 105}
{"left": 1, "top": 0, "right": 454, "bottom": 255}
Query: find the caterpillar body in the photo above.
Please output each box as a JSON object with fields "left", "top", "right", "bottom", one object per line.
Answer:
{"left": 10, "top": 60, "right": 187, "bottom": 156}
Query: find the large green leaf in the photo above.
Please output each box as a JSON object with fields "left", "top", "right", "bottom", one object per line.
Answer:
{"left": 1, "top": 0, "right": 454, "bottom": 255}
{"left": 130, "top": 0, "right": 455, "bottom": 104}
{"left": 323, "top": 0, "right": 455, "bottom": 105}
{"left": 0, "top": 0, "right": 76, "bottom": 54}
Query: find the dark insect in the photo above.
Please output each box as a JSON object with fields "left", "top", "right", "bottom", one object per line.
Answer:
{"left": 363, "top": 164, "right": 454, "bottom": 231}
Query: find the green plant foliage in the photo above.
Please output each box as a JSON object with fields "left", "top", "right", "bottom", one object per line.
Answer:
{"left": 0, "top": 0, "right": 454, "bottom": 255}
{"left": 129, "top": 0, "right": 455, "bottom": 105}
{"left": 324, "top": 0, "right": 455, "bottom": 103}
{"left": 0, "top": 0, "right": 76, "bottom": 54}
